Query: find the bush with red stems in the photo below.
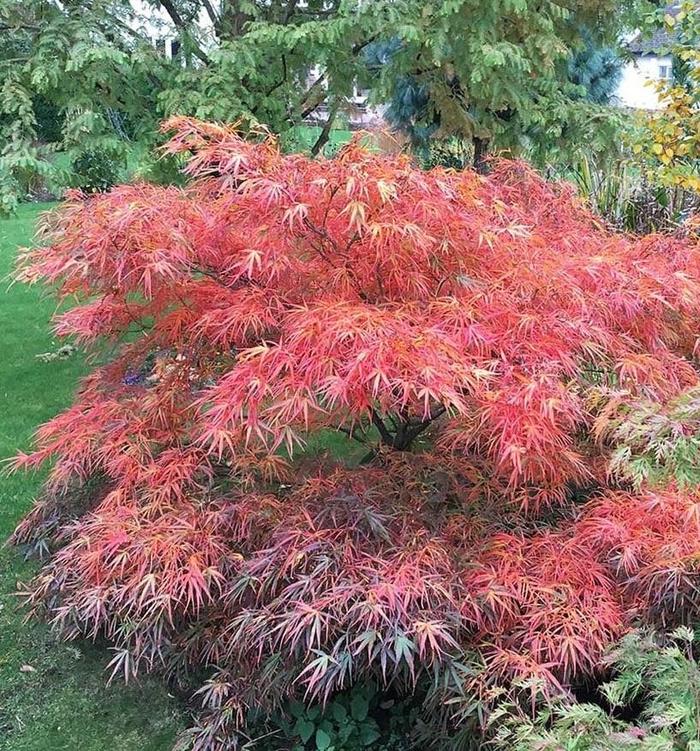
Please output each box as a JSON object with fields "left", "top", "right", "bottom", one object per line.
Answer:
{"left": 11, "top": 118, "right": 700, "bottom": 749}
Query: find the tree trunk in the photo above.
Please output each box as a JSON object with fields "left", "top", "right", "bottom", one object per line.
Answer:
{"left": 473, "top": 136, "right": 490, "bottom": 174}
{"left": 310, "top": 100, "right": 339, "bottom": 157}
{"left": 217, "top": 0, "right": 252, "bottom": 39}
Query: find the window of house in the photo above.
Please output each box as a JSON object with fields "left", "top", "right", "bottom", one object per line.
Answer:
{"left": 659, "top": 63, "right": 672, "bottom": 80}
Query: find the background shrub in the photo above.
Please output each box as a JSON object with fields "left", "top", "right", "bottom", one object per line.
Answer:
{"left": 491, "top": 628, "right": 700, "bottom": 751}
{"left": 257, "top": 684, "right": 418, "bottom": 751}
{"left": 568, "top": 153, "right": 700, "bottom": 233}
{"left": 33, "top": 95, "right": 64, "bottom": 144}
{"left": 70, "top": 148, "right": 123, "bottom": 193}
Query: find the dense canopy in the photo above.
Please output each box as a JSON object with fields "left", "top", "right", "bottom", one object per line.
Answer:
{"left": 0, "top": 0, "right": 640, "bottom": 207}
{"left": 12, "top": 118, "right": 700, "bottom": 748}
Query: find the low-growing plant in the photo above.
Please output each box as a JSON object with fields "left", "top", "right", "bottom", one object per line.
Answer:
{"left": 418, "top": 138, "right": 472, "bottom": 171}
{"left": 70, "top": 148, "right": 123, "bottom": 193}
{"left": 131, "top": 149, "right": 189, "bottom": 187}
{"left": 567, "top": 153, "right": 699, "bottom": 233}
{"left": 11, "top": 118, "right": 700, "bottom": 749}
{"left": 256, "top": 683, "right": 417, "bottom": 751}
{"left": 491, "top": 627, "right": 700, "bottom": 750}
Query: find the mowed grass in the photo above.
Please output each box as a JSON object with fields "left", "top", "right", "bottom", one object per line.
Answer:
{"left": 0, "top": 203, "right": 185, "bottom": 751}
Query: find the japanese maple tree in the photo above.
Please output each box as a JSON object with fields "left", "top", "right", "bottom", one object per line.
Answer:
{"left": 11, "top": 118, "right": 700, "bottom": 749}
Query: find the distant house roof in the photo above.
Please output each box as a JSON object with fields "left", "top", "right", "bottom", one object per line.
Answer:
{"left": 627, "top": 2, "right": 685, "bottom": 55}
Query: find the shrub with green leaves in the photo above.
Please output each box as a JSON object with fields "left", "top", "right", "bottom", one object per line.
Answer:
{"left": 70, "top": 148, "right": 123, "bottom": 193}
{"left": 567, "top": 153, "right": 699, "bottom": 233}
{"left": 418, "top": 139, "right": 472, "bottom": 171}
{"left": 131, "top": 150, "right": 188, "bottom": 188}
{"left": 491, "top": 628, "right": 700, "bottom": 751}
{"left": 260, "top": 684, "right": 416, "bottom": 751}
{"left": 596, "top": 386, "right": 700, "bottom": 489}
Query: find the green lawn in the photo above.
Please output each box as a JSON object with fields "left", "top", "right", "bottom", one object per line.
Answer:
{"left": 0, "top": 204, "right": 185, "bottom": 751}
{"left": 284, "top": 125, "right": 353, "bottom": 154}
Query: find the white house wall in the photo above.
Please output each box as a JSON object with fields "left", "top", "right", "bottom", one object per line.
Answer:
{"left": 615, "top": 55, "right": 673, "bottom": 110}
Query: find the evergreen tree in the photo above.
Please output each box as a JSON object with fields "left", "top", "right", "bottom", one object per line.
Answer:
{"left": 371, "top": 27, "right": 626, "bottom": 165}
{"left": 568, "top": 30, "right": 623, "bottom": 105}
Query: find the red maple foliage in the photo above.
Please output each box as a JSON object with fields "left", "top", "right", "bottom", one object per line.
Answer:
{"left": 11, "top": 118, "right": 700, "bottom": 748}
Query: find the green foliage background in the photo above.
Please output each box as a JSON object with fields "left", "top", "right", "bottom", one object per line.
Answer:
{"left": 0, "top": 0, "right": 647, "bottom": 209}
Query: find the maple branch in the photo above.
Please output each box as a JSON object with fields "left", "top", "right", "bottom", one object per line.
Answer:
{"left": 404, "top": 405, "right": 447, "bottom": 444}
{"left": 369, "top": 404, "right": 448, "bottom": 453}
{"left": 370, "top": 409, "right": 394, "bottom": 447}
{"left": 321, "top": 185, "right": 340, "bottom": 227}
{"left": 189, "top": 264, "right": 229, "bottom": 286}
{"left": 337, "top": 426, "right": 369, "bottom": 445}
{"left": 303, "top": 219, "right": 367, "bottom": 301}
